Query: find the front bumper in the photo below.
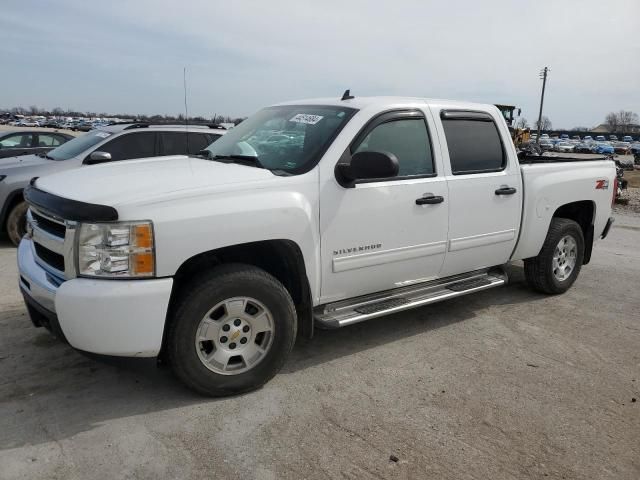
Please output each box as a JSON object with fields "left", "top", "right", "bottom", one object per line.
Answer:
{"left": 18, "top": 238, "right": 173, "bottom": 357}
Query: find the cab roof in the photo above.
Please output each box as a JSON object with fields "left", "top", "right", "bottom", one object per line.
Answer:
{"left": 275, "top": 95, "right": 496, "bottom": 112}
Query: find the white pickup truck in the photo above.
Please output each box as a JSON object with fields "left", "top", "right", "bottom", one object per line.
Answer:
{"left": 17, "top": 95, "right": 616, "bottom": 396}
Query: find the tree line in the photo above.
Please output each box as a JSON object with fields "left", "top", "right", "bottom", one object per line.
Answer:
{"left": 604, "top": 110, "right": 639, "bottom": 134}
{"left": 1, "top": 105, "right": 245, "bottom": 125}
{"left": 514, "top": 110, "right": 638, "bottom": 134}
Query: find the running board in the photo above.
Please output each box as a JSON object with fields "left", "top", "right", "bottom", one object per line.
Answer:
{"left": 314, "top": 269, "right": 507, "bottom": 329}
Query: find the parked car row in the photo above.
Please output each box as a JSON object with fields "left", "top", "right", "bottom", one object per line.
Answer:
{"left": 529, "top": 133, "right": 639, "bottom": 155}
{"left": 1, "top": 117, "right": 119, "bottom": 130}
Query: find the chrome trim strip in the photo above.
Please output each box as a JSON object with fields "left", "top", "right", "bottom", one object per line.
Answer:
{"left": 63, "top": 221, "right": 77, "bottom": 279}
{"left": 332, "top": 241, "right": 447, "bottom": 273}
{"left": 30, "top": 205, "right": 66, "bottom": 225}
{"left": 31, "top": 223, "right": 64, "bottom": 255}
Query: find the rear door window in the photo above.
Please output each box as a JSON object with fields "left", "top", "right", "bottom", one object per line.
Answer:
{"left": 442, "top": 118, "right": 505, "bottom": 174}
{"left": 187, "top": 133, "right": 216, "bottom": 154}
{"left": 100, "top": 132, "right": 157, "bottom": 161}
{"left": 37, "top": 133, "right": 65, "bottom": 147}
{"left": 160, "top": 132, "right": 218, "bottom": 155}
{"left": 160, "top": 132, "right": 188, "bottom": 156}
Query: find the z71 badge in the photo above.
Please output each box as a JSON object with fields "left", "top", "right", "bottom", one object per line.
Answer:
{"left": 595, "top": 179, "right": 609, "bottom": 190}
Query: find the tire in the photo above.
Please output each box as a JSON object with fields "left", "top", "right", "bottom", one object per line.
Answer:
{"left": 167, "top": 263, "right": 297, "bottom": 396}
{"left": 524, "top": 218, "right": 584, "bottom": 295}
{"left": 6, "top": 200, "right": 28, "bottom": 247}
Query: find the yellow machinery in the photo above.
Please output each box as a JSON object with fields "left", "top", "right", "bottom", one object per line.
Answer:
{"left": 495, "top": 104, "right": 530, "bottom": 146}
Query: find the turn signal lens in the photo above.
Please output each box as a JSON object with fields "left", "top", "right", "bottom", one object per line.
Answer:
{"left": 133, "top": 224, "right": 153, "bottom": 249}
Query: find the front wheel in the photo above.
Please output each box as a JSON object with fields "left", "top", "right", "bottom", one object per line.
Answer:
{"left": 6, "top": 200, "right": 28, "bottom": 246}
{"left": 524, "top": 218, "right": 585, "bottom": 294}
{"left": 167, "top": 264, "right": 297, "bottom": 396}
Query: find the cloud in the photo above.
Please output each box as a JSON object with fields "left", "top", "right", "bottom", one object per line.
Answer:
{"left": 1, "top": 0, "right": 638, "bottom": 127}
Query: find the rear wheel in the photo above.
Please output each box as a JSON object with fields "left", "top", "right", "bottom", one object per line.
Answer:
{"left": 524, "top": 218, "right": 584, "bottom": 294}
{"left": 167, "top": 264, "right": 297, "bottom": 396}
{"left": 6, "top": 200, "right": 28, "bottom": 246}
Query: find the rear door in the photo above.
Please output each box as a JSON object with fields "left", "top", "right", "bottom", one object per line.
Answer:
{"left": 35, "top": 132, "right": 67, "bottom": 155}
{"left": 430, "top": 108, "right": 522, "bottom": 277}
{"left": 159, "top": 132, "right": 216, "bottom": 156}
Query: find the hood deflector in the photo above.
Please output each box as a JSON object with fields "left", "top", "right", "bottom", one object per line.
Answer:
{"left": 24, "top": 184, "right": 118, "bottom": 222}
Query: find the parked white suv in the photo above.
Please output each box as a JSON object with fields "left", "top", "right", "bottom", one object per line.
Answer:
{"left": 17, "top": 96, "right": 615, "bottom": 396}
{"left": 1, "top": 123, "right": 225, "bottom": 245}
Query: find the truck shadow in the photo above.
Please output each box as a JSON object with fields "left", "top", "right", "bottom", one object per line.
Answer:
{"left": 283, "top": 263, "right": 544, "bottom": 373}
{"left": 0, "top": 264, "right": 544, "bottom": 450}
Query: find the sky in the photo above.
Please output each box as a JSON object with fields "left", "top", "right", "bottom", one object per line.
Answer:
{"left": 1, "top": 0, "right": 639, "bottom": 128}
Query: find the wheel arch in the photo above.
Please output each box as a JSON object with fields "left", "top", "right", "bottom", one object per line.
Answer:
{"left": 552, "top": 200, "right": 595, "bottom": 264}
{"left": 161, "top": 239, "right": 314, "bottom": 359}
{"left": 0, "top": 188, "right": 25, "bottom": 232}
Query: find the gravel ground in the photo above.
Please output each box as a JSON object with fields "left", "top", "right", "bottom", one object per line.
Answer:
{"left": 0, "top": 215, "right": 639, "bottom": 479}
{"left": 615, "top": 187, "right": 640, "bottom": 215}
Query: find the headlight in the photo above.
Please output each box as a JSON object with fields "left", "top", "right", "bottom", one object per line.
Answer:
{"left": 77, "top": 221, "right": 155, "bottom": 278}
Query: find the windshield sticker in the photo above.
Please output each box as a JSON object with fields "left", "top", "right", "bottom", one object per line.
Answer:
{"left": 289, "top": 114, "right": 323, "bottom": 125}
{"left": 94, "top": 132, "right": 111, "bottom": 138}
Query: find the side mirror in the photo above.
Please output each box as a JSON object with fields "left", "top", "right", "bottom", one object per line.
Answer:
{"left": 84, "top": 151, "right": 112, "bottom": 164}
{"left": 336, "top": 151, "right": 399, "bottom": 186}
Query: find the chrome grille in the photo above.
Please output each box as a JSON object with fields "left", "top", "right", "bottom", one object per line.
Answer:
{"left": 27, "top": 208, "right": 76, "bottom": 279}
{"left": 31, "top": 210, "right": 66, "bottom": 238}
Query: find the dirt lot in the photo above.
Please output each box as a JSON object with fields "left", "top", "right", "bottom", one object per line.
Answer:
{"left": 0, "top": 215, "right": 639, "bottom": 479}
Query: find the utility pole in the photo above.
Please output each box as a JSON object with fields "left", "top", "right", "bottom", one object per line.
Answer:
{"left": 536, "top": 66, "right": 549, "bottom": 143}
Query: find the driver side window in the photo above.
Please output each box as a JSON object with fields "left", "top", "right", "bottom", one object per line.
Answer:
{"left": 353, "top": 118, "right": 434, "bottom": 177}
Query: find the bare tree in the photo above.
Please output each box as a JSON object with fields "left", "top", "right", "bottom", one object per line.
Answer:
{"left": 605, "top": 112, "right": 619, "bottom": 132}
{"left": 535, "top": 116, "right": 552, "bottom": 131}
{"left": 617, "top": 110, "right": 639, "bottom": 134}
{"left": 515, "top": 117, "right": 529, "bottom": 129}
{"left": 28, "top": 105, "right": 39, "bottom": 115}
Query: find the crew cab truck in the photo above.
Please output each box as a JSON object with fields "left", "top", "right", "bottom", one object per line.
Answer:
{"left": 17, "top": 96, "right": 616, "bottom": 396}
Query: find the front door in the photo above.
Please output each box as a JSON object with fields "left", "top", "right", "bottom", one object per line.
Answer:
{"left": 432, "top": 108, "right": 523, "bottom": 277}
{"left": 319, "top": 109, "right": 449, "bottom": 303}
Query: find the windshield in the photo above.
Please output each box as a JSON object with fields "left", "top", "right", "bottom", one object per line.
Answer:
{"left": 203, "top": 105, "right": 357, "bottom": 174}
{"left": 48, "top": 130, "right": 112, "bottom": 160}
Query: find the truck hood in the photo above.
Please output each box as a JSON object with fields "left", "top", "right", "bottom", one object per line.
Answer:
{"left": 34, "top": 155, "right": 279, "bottom": 206}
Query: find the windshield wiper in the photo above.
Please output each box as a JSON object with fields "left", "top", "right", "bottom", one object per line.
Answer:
{"left": 211, "top": 154, "right": 265, "bottom": 169}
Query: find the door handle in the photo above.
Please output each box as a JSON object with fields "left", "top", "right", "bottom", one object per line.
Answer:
{"left": 416, "top": 195, "right": 444, "bottom": 205}
{"left": 495, "top": 186, "right": 517, "bottom": 195}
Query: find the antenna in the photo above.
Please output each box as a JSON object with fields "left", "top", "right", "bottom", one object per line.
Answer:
{"left": 341, "top": 89, "right": 354, "bottom": 101}
{"left": 183, "top": 67, "right": 190, "bottom": 152}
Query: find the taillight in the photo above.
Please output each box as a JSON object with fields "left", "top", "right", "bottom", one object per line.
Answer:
{"left": 612, "top": 177, "right": 618, "bottom": 206}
